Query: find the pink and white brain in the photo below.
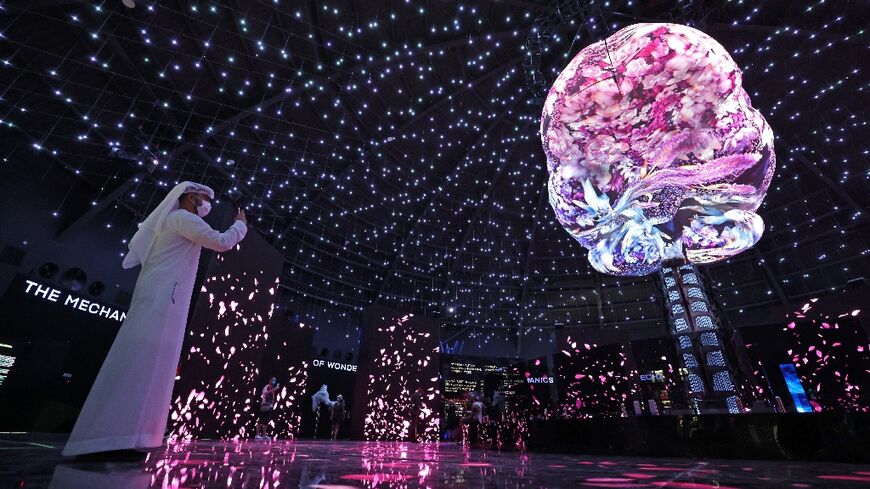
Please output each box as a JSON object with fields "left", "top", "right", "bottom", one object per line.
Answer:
{"left": 541, "top": 23, "right": 775, "bottom": 276}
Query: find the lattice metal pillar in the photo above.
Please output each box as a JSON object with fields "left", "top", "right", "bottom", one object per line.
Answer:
{"left": 661, "top": 263, "right": 743, "bottom": 414}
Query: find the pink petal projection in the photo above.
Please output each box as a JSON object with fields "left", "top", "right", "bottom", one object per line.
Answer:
{"left": 541, "top": 23, "right": 775, "bottom": 276}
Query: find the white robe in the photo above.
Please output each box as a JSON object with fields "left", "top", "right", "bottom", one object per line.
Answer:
{"left": 62, "top": 209, "right": 247, "bottom": 456}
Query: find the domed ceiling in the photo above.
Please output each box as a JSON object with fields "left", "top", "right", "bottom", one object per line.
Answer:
{"left": 1, "top": 0, "right": 867, "bottom": 344}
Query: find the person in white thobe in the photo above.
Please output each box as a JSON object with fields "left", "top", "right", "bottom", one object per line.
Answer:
{"left": 62, "top": 181, "right": 247, "bottom": 456}
{"left": 311, "top": 384, "right": 333, "bottom": 439}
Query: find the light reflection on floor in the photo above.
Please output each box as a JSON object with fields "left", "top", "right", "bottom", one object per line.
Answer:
{"left": 2, "top": 435, "right": 869, "bottom": 488}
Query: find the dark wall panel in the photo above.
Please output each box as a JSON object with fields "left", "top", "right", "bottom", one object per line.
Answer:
{"left": 0, "top": 275, "right": 126, "bottom": 431}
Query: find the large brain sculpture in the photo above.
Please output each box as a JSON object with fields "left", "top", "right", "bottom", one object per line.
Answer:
{"left": 541, "top": 23, "right": 775, "bottom": 276}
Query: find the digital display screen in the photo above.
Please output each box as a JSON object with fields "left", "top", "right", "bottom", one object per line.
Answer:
{"left": 780, "top": 363, "right": 812, "bottom": 413}
{"left": 352, "top": 306, "right": 440, "bottom": 441}
{"left": 167, "top": 230, "right": 308, "bottom": 440}
{"left": 555, "top": 334, "right": 631, "bottom": 418}
{"left": 441, "top": 358, "right": 528, "bottom": 418}
{"left": 743, "top": 298, "right": 868, "bottom": 413}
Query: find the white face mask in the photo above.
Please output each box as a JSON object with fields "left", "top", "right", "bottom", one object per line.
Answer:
{"left": 196, "top": 200, "right": 212, "bottom": 218}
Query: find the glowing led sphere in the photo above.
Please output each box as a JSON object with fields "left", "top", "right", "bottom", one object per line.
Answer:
{"left": 541, "top": 23, "right": 776, "bottom": 276}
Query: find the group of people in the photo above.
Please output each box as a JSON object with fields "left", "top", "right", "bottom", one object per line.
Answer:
{"left": 441, "top": 390, "right": 528, "bottom": 449}
{"left": 254, "top": 382, "right": 348, "bottom": 441}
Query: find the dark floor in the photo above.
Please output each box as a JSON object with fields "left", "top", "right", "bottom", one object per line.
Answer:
{"left": 2, "top": 434, "right": 870, "bottom": 488}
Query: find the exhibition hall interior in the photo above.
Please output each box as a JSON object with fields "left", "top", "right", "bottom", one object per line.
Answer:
{"left": 0, "top": 0, "right": 868, "bottom": 487}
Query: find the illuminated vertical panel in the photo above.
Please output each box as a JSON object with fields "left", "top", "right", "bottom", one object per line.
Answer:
{"left": 740, "top": 297, "right": 868, "bottom": 413}
{"left": 0, "top": 342, "right": 15, "bottom": 388}
{"left": 660, "top": 264, "right": 744, "bottom": 413}
{"left": 554, "top": 334, "right": 631, "bottom": 418}
{"left": 351, "top": 306, "right": 441, "bottom": 441}
{"left": 261, "top": 313, "right": 313, "bottom": 440}
{"left": 784, "top": 302, "right": 868, "bottom": 412}
{"left": 167, "top": 229, "right": 294, "bottom": 440}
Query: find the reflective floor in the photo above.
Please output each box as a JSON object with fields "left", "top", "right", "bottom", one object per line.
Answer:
{"left": 2, "top": 434, "right": 870, "bottom": 489}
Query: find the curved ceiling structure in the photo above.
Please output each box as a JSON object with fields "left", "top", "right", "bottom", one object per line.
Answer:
{"left": 1, "top": 0, "right": 867, "bottom": 344}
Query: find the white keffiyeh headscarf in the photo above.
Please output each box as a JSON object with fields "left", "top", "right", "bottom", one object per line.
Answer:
{"left": 122, "top": 181, "right": 214, "bottom": 269}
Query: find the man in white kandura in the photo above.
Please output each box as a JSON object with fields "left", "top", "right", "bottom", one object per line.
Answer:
{"left": 63, "top": 181, "right": 247, "bottom": 458}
